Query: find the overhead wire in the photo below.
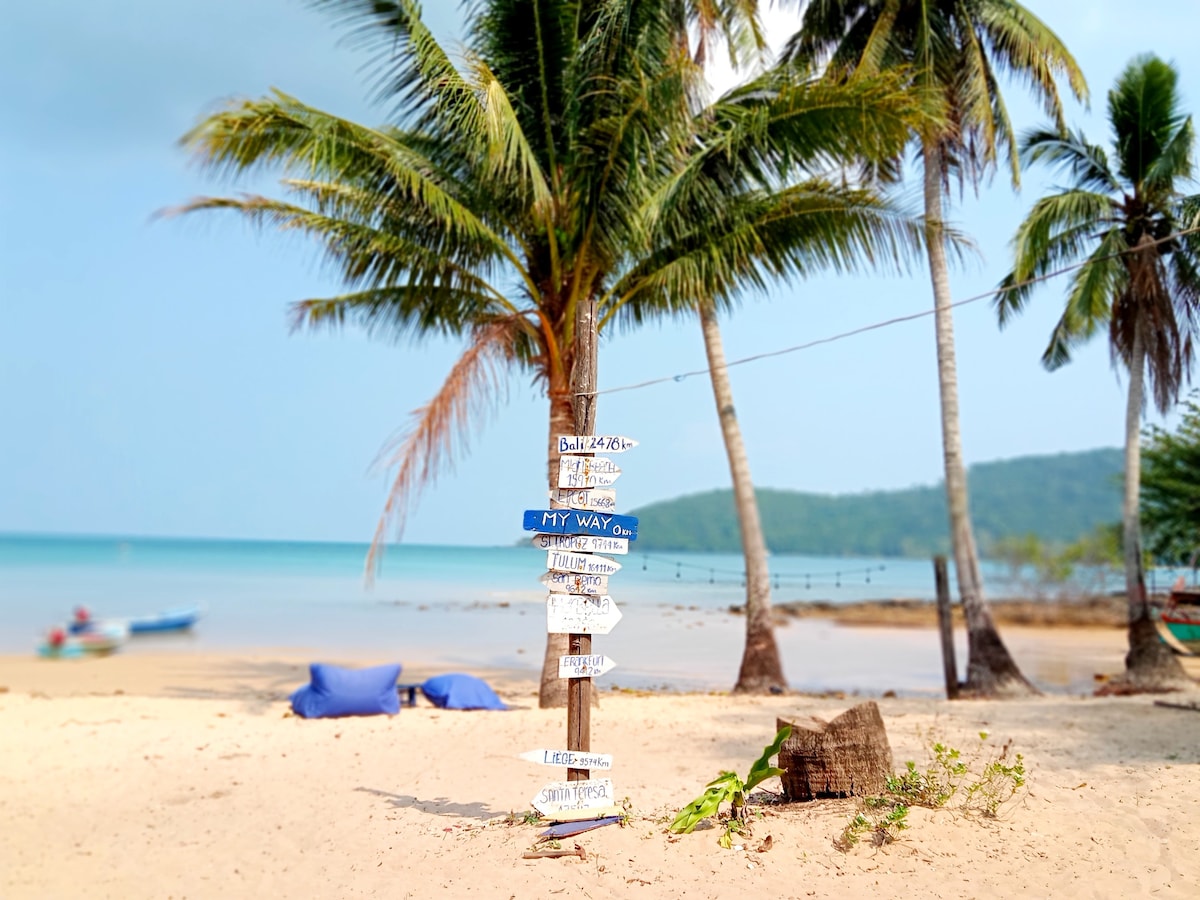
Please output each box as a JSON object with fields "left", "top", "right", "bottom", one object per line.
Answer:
{"left": 581, "top": 223, "right": 1200, "bottom": 398}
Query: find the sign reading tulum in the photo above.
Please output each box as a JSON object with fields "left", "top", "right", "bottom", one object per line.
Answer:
{"left": 546, "top": 595, "right": 622, "bottom": 635}
{"left": 546, "top": 550, "right": 622, "bottom": 576}
{"left": 530, "top": 533, "right": 629, "bottom": 555}
{"left": 520, "top": 432, "right": 637, "bottom": 818}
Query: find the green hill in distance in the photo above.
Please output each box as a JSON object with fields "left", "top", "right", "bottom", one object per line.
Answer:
{"left": 628, "top": 447, "right": 1123, "bottom": 557}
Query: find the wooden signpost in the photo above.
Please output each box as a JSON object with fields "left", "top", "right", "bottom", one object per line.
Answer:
{"left": 521, "top": 431, "right": 637, "bottom": 822}
{"left": 530, "top": 533, "right": 629, "bottom": 555}
{"left": 519, "top": 749, "right": 614, "bottom": 770}
{"left": 546, "top": 595, "right": 622, "bottom": 635}
{"left": 540, "top": 571, "right": 609, "bottom": 595}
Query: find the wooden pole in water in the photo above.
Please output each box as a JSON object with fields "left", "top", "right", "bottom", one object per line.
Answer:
{"left": 567, "top": 295, "right": 598, "bottom": 781}
{"left": 933, "top": 555, "right": 959, "bottom": 700}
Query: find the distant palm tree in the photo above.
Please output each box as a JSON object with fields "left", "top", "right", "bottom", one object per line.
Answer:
{"left": 786, "top": 0, "right": 1087, "bottom": 697}
{"left": 174, "top": 0, "right": 926, "bottom": 704}
{"left": 997, "top": 54, "right": 1200, "bottom": 689}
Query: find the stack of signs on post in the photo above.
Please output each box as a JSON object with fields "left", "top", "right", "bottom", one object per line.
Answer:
{"left": 519, "top": 434, "right": 638, "bottom": 820}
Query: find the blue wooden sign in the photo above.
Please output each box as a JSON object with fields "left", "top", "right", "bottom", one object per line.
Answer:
{"left": 522, "top": 509, "right": 638, "bottom": 540}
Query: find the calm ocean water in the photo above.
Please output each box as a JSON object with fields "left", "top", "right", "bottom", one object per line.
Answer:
{"left": 0, "top": 533, "right": 1140, "bottom": 694}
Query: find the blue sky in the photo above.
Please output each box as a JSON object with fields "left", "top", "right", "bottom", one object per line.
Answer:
{"left": 2, "top": 1, "right": 1197, "bottom": 548}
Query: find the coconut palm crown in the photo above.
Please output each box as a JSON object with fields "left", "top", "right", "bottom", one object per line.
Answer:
{"left": 997, "top": 54, "right": 1200, "bottom": 689}
{"left": 173, "top": 0, "right": 931, "bottom": 702}
{"left": 785, "top": 0, "right": 1087, "bottom": 697}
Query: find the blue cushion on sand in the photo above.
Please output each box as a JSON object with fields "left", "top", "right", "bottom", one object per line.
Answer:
{"left": 421, "top": 673, "right": 508, "bottom": 710}
{"left": 290, "top": 662, "right": 402, "bottom": 718}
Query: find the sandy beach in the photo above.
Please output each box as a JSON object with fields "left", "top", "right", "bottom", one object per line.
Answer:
{"left": 2, "top": 629, "right": 1200, "bottom": 900}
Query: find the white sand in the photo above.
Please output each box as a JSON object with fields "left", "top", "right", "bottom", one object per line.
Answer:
{"left": 2, "top": 643, "right": 1199, "bottom": 899}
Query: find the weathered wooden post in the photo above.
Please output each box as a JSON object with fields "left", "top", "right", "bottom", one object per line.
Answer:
{"left": 933, "top": 555, "right": 960, "bottom": 700}
{"left": 517, "top": 295, "right": 639, "bottom": 822}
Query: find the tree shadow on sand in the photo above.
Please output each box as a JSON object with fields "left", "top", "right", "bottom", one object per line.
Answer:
{"left": 355, "top": 787, "right": 499, "bottom": 820}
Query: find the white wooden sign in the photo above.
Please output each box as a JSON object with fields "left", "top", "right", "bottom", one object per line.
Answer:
{"left": 559, "top": 655, "right": 617, "bottom": 678}
{"left": 558, "top": 456, "right": 621, "bottom": 488}
{"left": 557, "top": 435, "right": 639, "bottom": 454}
{"left": 519, "top": 749, "right": 614, "bottom": 770}
{"left": 541, "top": 571, "right": 609, "bottom": 595}
{"left": 550, "top": 488, "right": 617, "bottom": 512}
{"left": 531, "top": 778, "right": 615, "bottom": 816}
{"left": 546, "top": 550, "right": 622, "bottom": 576}
{"left": 546, "top": 595, "right": 622, "bottom": 635}
{"left": 531, "top": 533, "right": 629, "bottom": 555}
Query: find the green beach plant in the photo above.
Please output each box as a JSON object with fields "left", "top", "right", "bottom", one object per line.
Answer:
{"left": 835, "top": 731, "right": 1026, "bottom": 851}
{"left": 669, "top": 724, "right": 790, "bottom": 848}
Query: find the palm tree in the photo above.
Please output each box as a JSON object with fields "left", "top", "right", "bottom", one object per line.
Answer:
{"left": 997, "top": 54, "right": 1200, "bottom": 690}
{"left": 174, "top": 0, "right": 927, "bottom": 704}
{"left": 786, "top": 0, "right": 1087, "bottom": 697}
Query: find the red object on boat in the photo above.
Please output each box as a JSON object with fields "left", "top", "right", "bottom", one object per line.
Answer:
{"left": 74, "top": 606, "right": 91, "bottom": 623}
{"left": 48, "top": 628, "right": 66, "bottom": 648}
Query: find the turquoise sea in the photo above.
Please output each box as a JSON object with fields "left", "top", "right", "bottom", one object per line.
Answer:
{"left": 0, "top": 533, "right": 1145, "bottom": 695}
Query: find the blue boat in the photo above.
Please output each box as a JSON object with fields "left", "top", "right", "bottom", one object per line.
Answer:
{"left": 69, "top": 606, "right": 200, "bottom": 636}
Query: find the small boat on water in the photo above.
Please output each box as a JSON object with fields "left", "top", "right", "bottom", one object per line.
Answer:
{"left": 68, "top": 606, "right": 201, "bottom": 636}
{"left": 1158, "top": 578, "right": 1200, "bottom": 655}
{"left": 38, "top": 623, "right": 128, "bottom": 658}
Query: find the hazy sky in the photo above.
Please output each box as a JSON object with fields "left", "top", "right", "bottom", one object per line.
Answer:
{"left": 3, "top": 1, "right": 1197, "bottom": 548}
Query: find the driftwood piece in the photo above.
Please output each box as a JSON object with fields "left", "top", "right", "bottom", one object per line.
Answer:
{"left": 777, "top": 701, "right": 893, "bottom": 802}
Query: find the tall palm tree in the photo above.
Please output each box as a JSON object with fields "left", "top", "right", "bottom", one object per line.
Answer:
{"left": 997, "top": 54, "right": 1200, "bottom": 689}
{"left": 786, "top": 0, "right": 1087, "bottom": 697}
{"left": 174, "top": 0, "right": 927, "bottom": 705}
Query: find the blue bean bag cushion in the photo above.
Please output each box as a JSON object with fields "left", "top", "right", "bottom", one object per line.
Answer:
{"left": 290, "top": 662, "right": 402, "bottom": 718}
{"left": 421, "top": 673, "right": 508, "bottom": 710}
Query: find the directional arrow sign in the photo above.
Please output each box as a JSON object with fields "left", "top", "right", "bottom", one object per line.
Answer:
{"left": 558, "top": 457, "right": 621, "bottom": 489}
{"left": 531, "top": 533, "right": 629, "bottom": 555}
{"left": 541, "top": 572, "right": 609, "bottom": 595}
{"left": 531, "top": 778, "right": 615, "bottom": 816}
{"left": 547, "top": 595, "right": 622, "bottom": 635}
{"left": 522, "top": 509, "right": 638, "bottom": 540}
{"left": 546, "top": 550, "right": 622, "bottom": 576}
{"left": 550, "top": 488, "right": 617, "bottom": 513}
{"left": 557, "top": 435, "right": 639, "bottom": 454}
{"left": 559, "top": 655, "right": 617, "bottom": 678}
{"left": 519, "top": 749, "right": 614, "bottom": 770}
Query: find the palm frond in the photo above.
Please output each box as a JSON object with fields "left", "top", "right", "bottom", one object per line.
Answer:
{"left": 364, "top": 320, "right": 517, "bottom": 578}
{"left": 1041, "top": 228, "right": 1128, "bottom": 369}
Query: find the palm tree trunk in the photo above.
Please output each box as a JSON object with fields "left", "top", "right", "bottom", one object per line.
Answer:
{"left": 921, "top": 140, "right": 1035, "bottom": 697}
{"left": 1120, "top": 325, "right": 1188, "bottom": 686}
{"left": 699, "top": 303, "right": 786, "bottom": 694}
{"left": 538, "top": 384, "right": 575, "bottom": 708}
